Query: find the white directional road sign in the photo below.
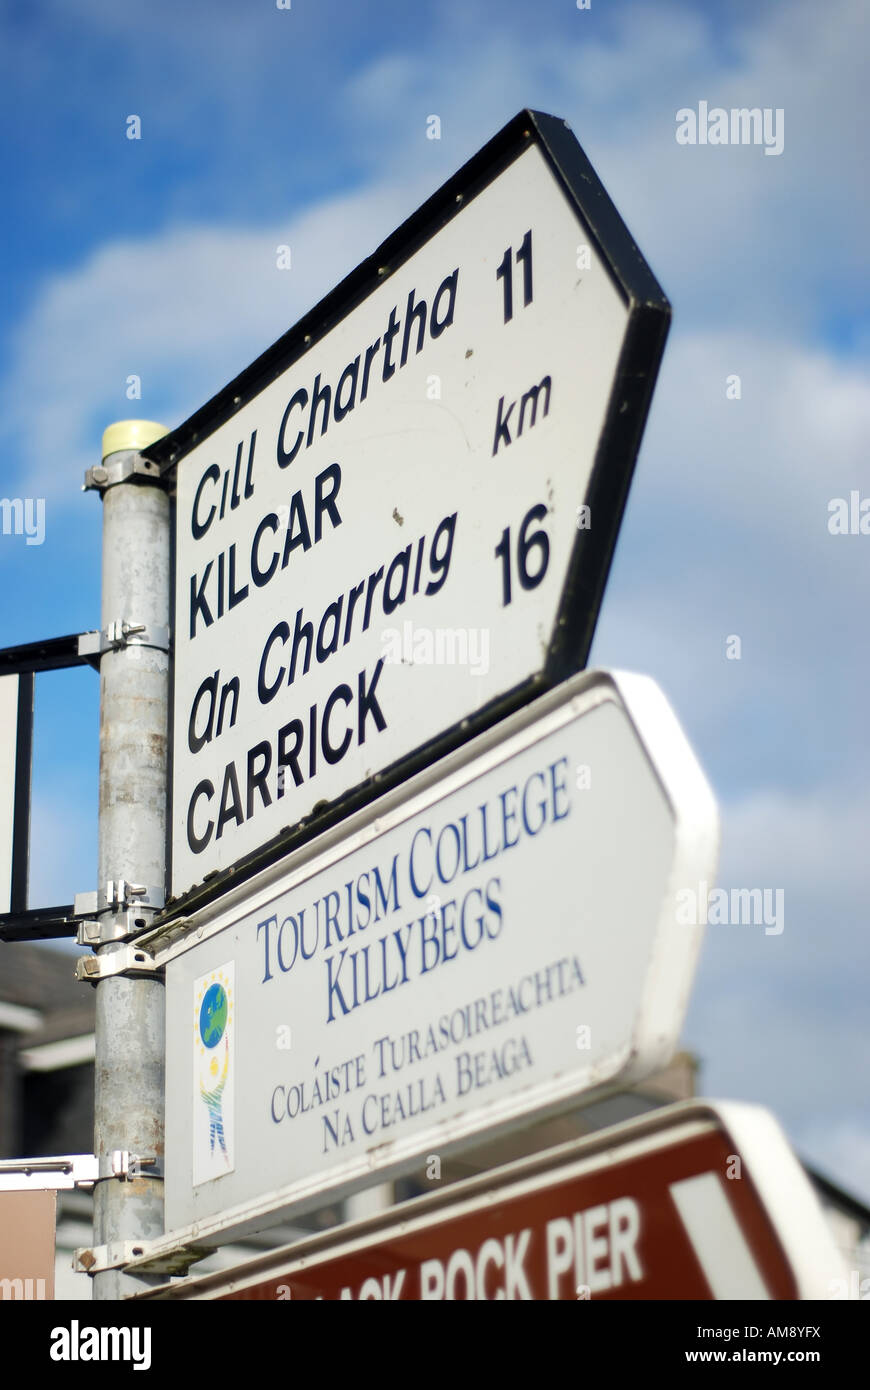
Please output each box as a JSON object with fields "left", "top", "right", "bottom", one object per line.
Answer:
{"left": 150, "top": 110, "right": 670, "bottom": 907}
{"left": 148, "top": 670, "right": 717, "bottom": 1247}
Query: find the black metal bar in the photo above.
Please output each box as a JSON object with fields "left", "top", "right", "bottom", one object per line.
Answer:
{"left": 0, "top": 906, "right": 78, "bottom": 943}
{"left": 0, "top": 634, "right": 95, "bottom": 675}
{"left": 10, "top": 672, "right": 33, "bottom": 915}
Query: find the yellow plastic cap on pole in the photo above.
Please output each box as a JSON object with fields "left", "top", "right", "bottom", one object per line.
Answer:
{"left": 101, "top": 420, "right": 169, "bottom": 460}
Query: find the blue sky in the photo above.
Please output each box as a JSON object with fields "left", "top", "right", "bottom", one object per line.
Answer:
{"left": 1, "top": 0, "right": 869, "bottom": 1204}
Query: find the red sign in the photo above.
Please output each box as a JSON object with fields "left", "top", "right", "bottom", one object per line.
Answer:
{"left": 142, "top": 1102, "right": 842, "bottom": 1301}
{"left": 225, "top": 1130, "right": 793, "bottom": 1300}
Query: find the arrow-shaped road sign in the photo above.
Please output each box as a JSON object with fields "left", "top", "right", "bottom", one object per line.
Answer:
{"left": 148, "top": 110, "right": 671, "bottom": 909}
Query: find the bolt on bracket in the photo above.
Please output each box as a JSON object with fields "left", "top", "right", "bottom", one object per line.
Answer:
{"left": 74, "top": 1238, "right": 212, "bottom": 1277}
{"left": 77, "top": 621, "right": 170, "bottom": 659}
{"left": 76, "top": 912, "right": 155, "bottom": 947}
{"left": 75, "top": 882, "right": 165, "bottom": 916}
{"left": 74, "top": 1241, "right": 150, "bottom": 1276}
{"left": 82, "top": 453, "right": 165, "bottom": 493}
{"left": 98, "top": 1150, "right": 161, "bottom": 1182}
{"left": 75, "top": 884, "right": 165, "bottom": 947}
{"left": 75, "top": 944, "right": 162, "bottom": 983}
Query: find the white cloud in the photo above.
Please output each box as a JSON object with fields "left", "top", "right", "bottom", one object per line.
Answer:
{"left": 5, "top": 0, "right": 869, "bottom": 510}
{"left": 0, "top": 181, "right": 423, "bottom": 506}
{"left": 683, "top": 786, "right": 870, "bottom": 1200}
{"left": 591, "top": 328, "right": 870, "bottom": 791}
{"left": 339, "top": 0, "right": 870, "bottom": 335}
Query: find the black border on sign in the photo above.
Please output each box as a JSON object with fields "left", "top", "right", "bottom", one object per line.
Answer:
{"left": 146, "top": 107, "right": 671, "bottom": 922}
{"left": 0, "top": 636, "right": 95, "bottom": 940}
{"left": 10, "top": 671, "right": 34, "bottom": 915}
{"left": 164, "top": 488, "right": 178, "bottom": 908}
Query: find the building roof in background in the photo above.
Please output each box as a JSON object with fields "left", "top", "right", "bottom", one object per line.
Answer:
{"left": 0, "top": 944, "right": 93, "bottom": 1040}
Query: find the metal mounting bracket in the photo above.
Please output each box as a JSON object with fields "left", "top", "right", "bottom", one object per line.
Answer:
{"left": 77, "top": 621, "right": 170, "bottom": 659}
{"left": 76, "top": 913, "right": 153, "bottom": 947}
{"left": 82, "top": 453, "right": 165, "bottom": 493}
{"left": 0, "top": 1154, "right": 99, "bottom": 1192}
{"left": 0, "top": 1151, "right": 162, "bottom": 1196}
{"left": 75, "top": 882, "right": 166, "bottom": 916}
{"left": 74, "top": 1238, "right": 212, "bottom": 1277}
{"left": 98, "top": 1151, "right": 161, "bottom": 1183}
{"left": 74, "top": 884, "right": 166, "bottom": 945}
{"left": 75, "top": 944, "right": 162, "bottom": 983}
{"left": 75, "top": 630, "right": 102, "bottom": 671}
{"left": 74, "top": 1241, "right": 150, "bottom": 1276}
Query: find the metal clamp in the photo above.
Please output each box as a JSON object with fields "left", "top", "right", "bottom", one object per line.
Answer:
{"left": 74, "top": 884, "right": 166, "bottom": 946}
{"left": 106, "top": 879, "right": 165, "bottom": 912}
{"left": 87, "top": 882, "right": 165, "bottom": 914}
{"left": 76, "top": 912, "right": 153, "bottom": 947}
{"left": 73, "top": 1241, "right": 151, "bottom": 1276}
{"left": 98, "top": 1150, "right": 162, "bottom": 1183}
{"left": 77, "top": 621, "right": 170, "bottom": 659}
{"left": 82, "top": 453, "right": 164, "bottom": 493}
{"left": 75, "top": 944, "right": 162, "bottom": 983}
{"left": 74, "top": 1239, "right": 211, "bottom": 1277}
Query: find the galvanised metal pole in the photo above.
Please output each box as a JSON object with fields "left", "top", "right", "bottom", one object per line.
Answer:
{"left": 90, "top": 420, "right": 169, "bottom": 1299}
